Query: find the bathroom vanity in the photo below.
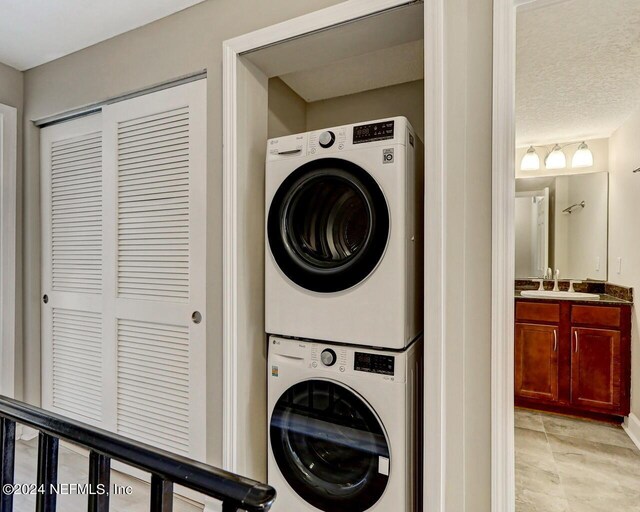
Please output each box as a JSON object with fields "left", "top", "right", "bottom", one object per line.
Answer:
{"left": 515, "top": 294, "right": 632, "bottom": 422}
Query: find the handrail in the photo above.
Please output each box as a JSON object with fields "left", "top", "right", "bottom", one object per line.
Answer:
{"left": 0, "top": 395, "right": 275, "bottom": 512}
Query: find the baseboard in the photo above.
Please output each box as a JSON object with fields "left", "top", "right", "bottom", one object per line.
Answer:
{"left": 623, "top": 413, "right": 640, "bottom": 451}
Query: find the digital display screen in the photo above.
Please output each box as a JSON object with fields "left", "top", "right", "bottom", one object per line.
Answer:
{"left": 353, "top": 121, "right": 395, "bottom": 144}
{"left": 354, "top": 352, "right": 395, "bottom": 375}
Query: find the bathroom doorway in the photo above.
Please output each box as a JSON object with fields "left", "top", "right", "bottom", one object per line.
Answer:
{"left": 508, "top": 1, "right": 640, "bottom": 510}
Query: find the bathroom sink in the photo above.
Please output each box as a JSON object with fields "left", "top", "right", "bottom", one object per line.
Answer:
{"left": 520, "top": 290, "right": 599, "bottom": 300}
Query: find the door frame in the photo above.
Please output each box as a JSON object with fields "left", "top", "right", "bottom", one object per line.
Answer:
{"left": 492, "top": 0, "right": 566, "bottom": 510}
{"left": 0, "top": 103, "right": 17, "bottom": 398}
{"left": 221, "top": 0, "right": 446, "bottom": 507}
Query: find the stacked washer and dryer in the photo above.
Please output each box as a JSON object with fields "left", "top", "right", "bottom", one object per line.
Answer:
{"left": 265, "top": 116, "right": 424, "bottom": 512}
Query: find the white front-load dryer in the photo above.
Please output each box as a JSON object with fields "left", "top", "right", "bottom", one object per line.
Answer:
{"left": 267, "top": 335, "right": 422, "bottom": 512}
{"left": 265, "top": 117, "right": 423, "bottom": 349}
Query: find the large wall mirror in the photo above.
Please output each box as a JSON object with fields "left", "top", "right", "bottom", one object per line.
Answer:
{"left": 515, "top": 171, "right": 608, "bottom": 280}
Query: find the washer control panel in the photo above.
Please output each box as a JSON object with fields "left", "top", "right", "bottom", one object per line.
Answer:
{"left": 354, "top": 352, "right": 395, "bottom": 376}
{"left": 269, "top": 336, "right": 406, "bottom": 382}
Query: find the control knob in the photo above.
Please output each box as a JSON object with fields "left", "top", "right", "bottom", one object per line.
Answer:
{"left": 320, "top": 348, "right": 337, "bottom": 367}
{"left": 318, "top": 131, "right": 336, "bottom": 148}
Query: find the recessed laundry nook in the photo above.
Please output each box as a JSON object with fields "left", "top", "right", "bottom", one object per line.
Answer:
{"left": 218, "top": 2, "right": 427, "bottom": 510}
{"left": 251, "top": 5, "right": 425, "bottom": 510}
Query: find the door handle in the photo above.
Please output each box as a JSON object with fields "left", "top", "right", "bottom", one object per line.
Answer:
{"left": 553, "top": 329, "right": 557, "bottom": 352}
{"left": 574, "top": 331, "right": 579, "bottom": 352}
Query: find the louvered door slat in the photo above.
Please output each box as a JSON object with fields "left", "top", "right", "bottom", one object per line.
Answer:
{"left": 116, "top": 106, "right": 190, "bottom": 302}
{"left": 50, "top": 131, "right": 102, "bottom": 294}
{"left": 116, "top": 318, "right": 190, "bottom": 456}
{"left": 51, "top": 308, "right": 103, "bottom": 422}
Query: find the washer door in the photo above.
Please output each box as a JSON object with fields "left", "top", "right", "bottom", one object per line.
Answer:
{"left": 267, "top": 158, "right": 389, "bottom": 293}
{"left": 270, "top": 380, "right": 390, "bottom": 512}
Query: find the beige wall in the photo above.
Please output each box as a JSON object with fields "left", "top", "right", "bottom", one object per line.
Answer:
{"left": 267, "top": 77, "right": 307, "bottom": 138}
{"left": 0, "top": 61, "right": 24, "bottom": 401}
{"left": 21, "top": 0, "right": 343, "bottom": 469}
{"left": 0, "top": 61, "right": 23, "bottom": 111}
{"left": 268, "top": 78, "right": 424, "bottom": 141}
{"left": 608, "top": 106, "right": 640, "bottom": 420}
{"left": 306, "top": 80, "right": 424, "bottom": 140}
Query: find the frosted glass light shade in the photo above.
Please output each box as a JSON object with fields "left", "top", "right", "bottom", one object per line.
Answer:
{"left": 572, "top": 142, "right": 594, "bottom": 168}
{"left": 520, "top": 146, "right": 540, "bottom": 171}
{"left": 545, "top": 144, "right": 566, "bottom": 169}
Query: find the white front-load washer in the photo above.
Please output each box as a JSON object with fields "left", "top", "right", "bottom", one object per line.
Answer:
{"left": 267, "top": 335, "right": 422, "bottom": 512}
{"left": 265, "top": 117, "right": 423, "bottom": 349}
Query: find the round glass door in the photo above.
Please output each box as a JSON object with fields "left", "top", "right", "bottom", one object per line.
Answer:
{"left": 267, "top": 158, "right": 389, "bottom": 293}
{"left": 270, "top": 380, "right": 390, "bottom": 512}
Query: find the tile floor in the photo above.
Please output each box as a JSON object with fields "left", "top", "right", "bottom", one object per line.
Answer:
{"left": 516, "top": 408, "right": 640, "bottom": 512}
{"left": 12, "top": 436, "right": 203, "bottom": 511}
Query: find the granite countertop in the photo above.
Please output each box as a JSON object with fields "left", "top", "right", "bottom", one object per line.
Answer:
{"left": 514, "top": 290, "right": 633, "bottom": 306}
{"left": 514, "top": 279, "right": 633, "bottom": 306}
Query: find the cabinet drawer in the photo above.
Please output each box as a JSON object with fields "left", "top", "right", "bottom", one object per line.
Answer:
{"left": 571, "top": 305, "right": 620, "bottom": 328}
{"left": 516, "top": 302, "right": 560, "bottom": 323}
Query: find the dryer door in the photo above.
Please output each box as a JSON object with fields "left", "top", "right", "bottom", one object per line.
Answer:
{"left": 267, "top": 158, "right": 389, "bottom": 293}
{"left": 270, "top": 379, "right": 390, "bottom": 512}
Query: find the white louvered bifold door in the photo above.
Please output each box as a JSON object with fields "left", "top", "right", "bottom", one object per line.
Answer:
{"left": 102, "top": 80, "right": 206, "bottom": 460}
{"left": 41, "top": 114, "right": 105, "bottom": 426}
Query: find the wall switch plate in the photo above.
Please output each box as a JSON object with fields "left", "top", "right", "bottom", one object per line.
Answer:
{"left": 617, "top": 257, "right": 623, "bottom": 275}
{"left": 595, "top": 257, "right": 600, "bottom": 272}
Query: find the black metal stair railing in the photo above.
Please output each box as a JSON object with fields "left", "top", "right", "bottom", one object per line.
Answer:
{"left": 0, "top": 396, "right": 275, "bottom": 512}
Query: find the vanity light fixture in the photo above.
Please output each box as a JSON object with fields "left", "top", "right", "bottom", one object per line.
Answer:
{"left": 520, "top": 146, "right": 540, "bottom": 171}
{"left": 571, "top": 141, "right": 594, "bottom": 168}
{"left": 519, "top": 141, "right": 594, "bottom": 171}
{"left": 545, "top": 144, "right": 566, "bottom": 170}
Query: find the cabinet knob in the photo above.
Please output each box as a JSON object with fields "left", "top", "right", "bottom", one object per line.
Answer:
{"left": 192, "top": 311, "right": 202, "bottom": 324}
{"left": 42, "top": 294, "right": 49, "bottom": 304}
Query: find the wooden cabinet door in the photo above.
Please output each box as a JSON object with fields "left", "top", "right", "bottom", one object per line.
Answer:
{"left": 515, "top": 323, "right": 559, "bottom": 402}
{"left": 571, "top": 327, "right": 621, "bottom": 411}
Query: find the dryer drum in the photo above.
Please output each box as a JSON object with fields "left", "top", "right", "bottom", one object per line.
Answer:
{"left": 268, "top": 158, "right": 390, "bottom": 293}
{"left": 270, "top": 379, "right": 390, "bottom": 512}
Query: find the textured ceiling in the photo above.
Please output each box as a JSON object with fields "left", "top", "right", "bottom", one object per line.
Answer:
{"left": 517, "top": 0, "right": 640, "bottom": 145}
{"left": 0, "top": 0, "right": 204, "bottom": 70}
